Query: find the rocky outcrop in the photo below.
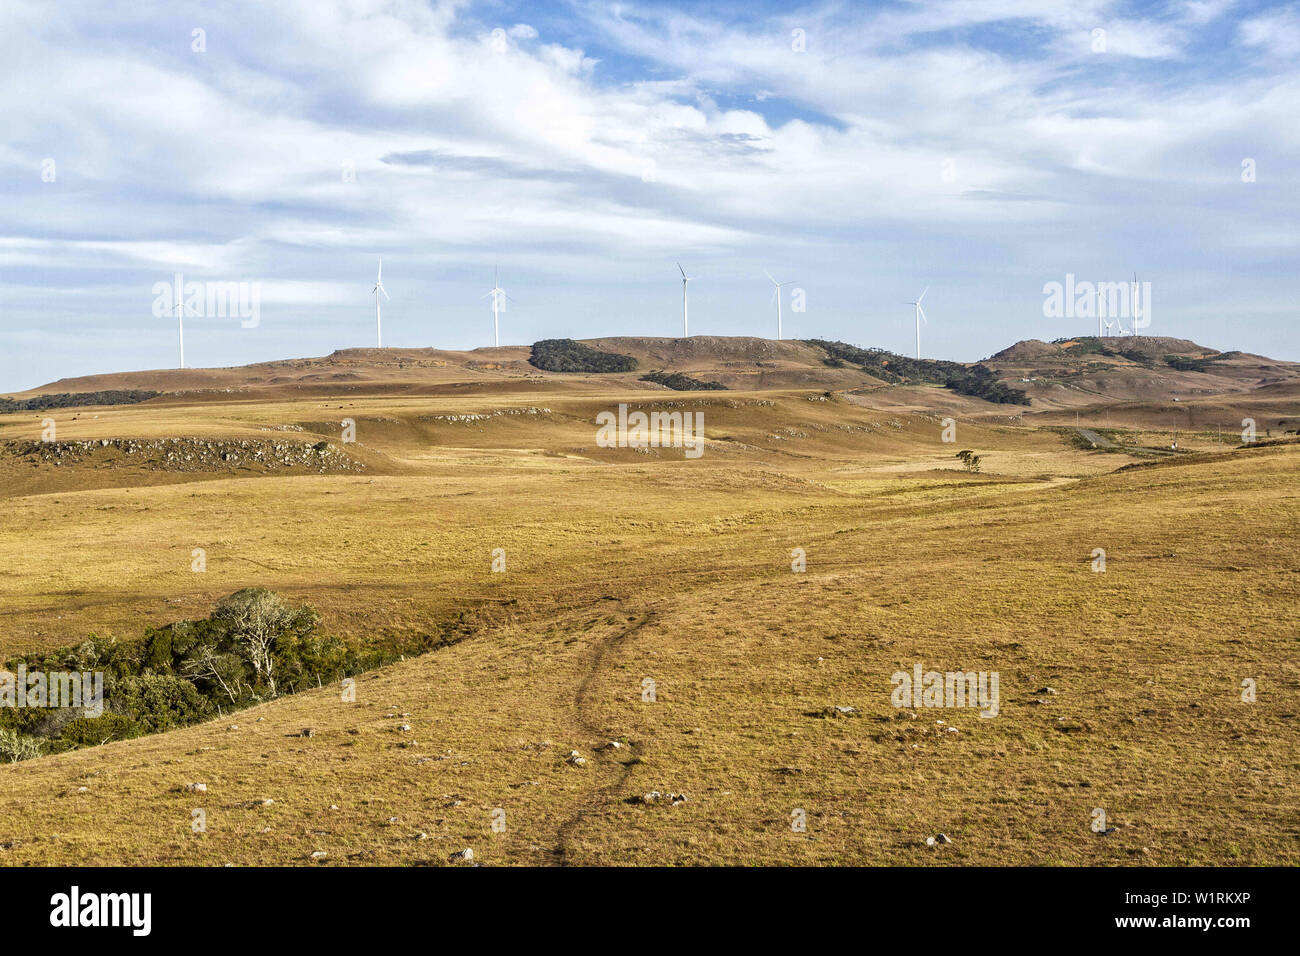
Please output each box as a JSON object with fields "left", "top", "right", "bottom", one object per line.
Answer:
{"left": 1, "top": 437, "right": 364, "bottom": 473}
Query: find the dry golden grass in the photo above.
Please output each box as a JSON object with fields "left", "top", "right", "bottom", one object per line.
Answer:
{"left": 1, "top": 384, "right": 1297, "bottom": 865}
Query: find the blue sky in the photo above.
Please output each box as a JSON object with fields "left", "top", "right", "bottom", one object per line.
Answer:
{"left": 2, "top": 0, "right": 1297, "bottom": 391}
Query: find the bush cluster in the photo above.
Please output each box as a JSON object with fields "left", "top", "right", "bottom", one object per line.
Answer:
{"left": 0, "top": 389, "right": 159, "bottom": 412}
{"left": 639, "top": 370, "right": 727, "bottom": 390}
{"left": 804, "top": 340, "right": 1030, "bottom": 405}
{"left": 529, "top": 339, "right": 638, "bottom": 373}
{"left": 0, "top": 589, "right": 473, "bottom": 760}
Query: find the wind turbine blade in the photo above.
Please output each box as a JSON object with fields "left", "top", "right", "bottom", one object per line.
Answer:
{"left": 917, "top": 286, "right": 928, "bottom": 304}
{"left": 677, "top": 262, "right": 686, "bottom": 278}
{"left": 918, "top": 305, "right": 927, "bottom": 325}
{"left": 764, "top": 269, "right": 776, "bottom": 284}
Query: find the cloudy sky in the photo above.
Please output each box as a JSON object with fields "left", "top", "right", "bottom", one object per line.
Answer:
{"left": 1, "top": 0, "right": 1296, "bottom": 391}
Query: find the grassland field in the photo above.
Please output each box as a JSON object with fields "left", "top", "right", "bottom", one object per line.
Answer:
{"left": 1, "top": 376, "right": 1296, "bottom": 865}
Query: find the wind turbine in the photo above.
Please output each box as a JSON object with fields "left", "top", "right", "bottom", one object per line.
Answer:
{"left": 677, "top": 262, "right": 692, "bottom": 337}
{"left": 175, "top": 296, "right": 185, "bottom": 369}
{"left": 1097, "top": 288, "right": 1105, "bottom": 338}
{"left": 765, "top": 269, "right": 796, "bottom": 340}
{"left": 1103, "top": 318, "right": 1116, "bottom": 336}
{"left": 1130, "top": 273, "right": 1140, "bottom": 339}
{"left": 906, "top": 287, "right": 928, "bottom": 360}
{"left": 372, "top": 257, "right": 390, "bottom": 347}
{"left": 482, "top": 267, "right": 512, "bottom": 347}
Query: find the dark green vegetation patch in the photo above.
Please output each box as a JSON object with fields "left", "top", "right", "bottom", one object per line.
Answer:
{"left": 639, "top": 370, "right": 727, "bottom": 391}
{"left": 529, "top": 339, "right": 638, "bottom": 373}
{"left": 1164, "top": 352, "right": 1236, "bottom": 372}
{"left": 0, "top": 389, "right": 160, "bottom": 412}
{"left": 805, "top": 340, "right": 1030, "bottom": 405}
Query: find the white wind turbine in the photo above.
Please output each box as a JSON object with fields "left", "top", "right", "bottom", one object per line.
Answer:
{"left": 765, "top": 269, "right": 796, "bottom": 340}
{"left": 1130, "top": 273, "right": 1141, "bottom": 338}
{"left": 1097, "top": 288, "right": 1105, "bottom": 338}
{"left": 482, "top": 267, "right": 512, "bottom": 347}
{"left": 677, "top": 262, "right": 692, "bottom": 336}
{"left": 175, "top": 296, "right": 185, "bottom": 368}
{"left": 372, "top": 257, "right": 390, "bottom": 347}
{"left": 906, "top": 287, "right": 929, "bottom": 360}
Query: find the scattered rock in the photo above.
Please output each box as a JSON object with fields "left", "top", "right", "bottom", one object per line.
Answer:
{"left": 449, "top": 848, "right": 474, "bottom": 863}
{"left": 185, "top": 783, "right": 207, "bottom": 793}
{"left": 300, "top": 728, "right": 315, "bottom": 738}
{"left": 566, "top": 750, "right": 587, "bottom": 766}
{"left": 309, "top": 850, "right": 327, "bottom": 861}
{"left": 926, "top": 834, "right": 952, "bottom": 846}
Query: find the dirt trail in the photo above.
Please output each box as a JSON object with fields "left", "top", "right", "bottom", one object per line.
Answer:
{"left": 552, "top": 609, "right": 657, "bottom": 864}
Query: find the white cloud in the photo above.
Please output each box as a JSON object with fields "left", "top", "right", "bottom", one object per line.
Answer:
{"left": 1, "top": 0, "right": 1298, "bottom": 388}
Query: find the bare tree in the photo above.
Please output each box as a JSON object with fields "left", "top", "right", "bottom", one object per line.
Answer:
{"left": 180, "top": 643, "right": 243, "bottom": 703}
{"left": 213, "top": 589, "right": 296, "bottom": 698}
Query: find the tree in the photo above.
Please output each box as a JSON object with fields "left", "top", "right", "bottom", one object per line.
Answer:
{"left": 955, "top": 449, "right": 982, "bottom": 473}
{"left": 211, "top": 589, "right": 316, "bottom": 699}
{"left": 180, "top": 642, "right": 244, "bottom": 703}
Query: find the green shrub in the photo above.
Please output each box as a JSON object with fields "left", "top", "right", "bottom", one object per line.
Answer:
{"left": 0, "top": 728, "right": 44, "bottom": 763}
{"left": 58, "top": 713, "right": 138, "bottom": 746}
{"left": 114, "top": 675, "right": 215, "bottom": 733}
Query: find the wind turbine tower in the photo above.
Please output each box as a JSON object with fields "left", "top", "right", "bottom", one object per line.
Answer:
{"left": 484, "top": 267, "right": 511, "bottom": 347}
{"left": 907, "top": 287, "right": 929, "bottom": 360}
{"left": 372, "top": 258, "right": 390, "bottom": 347}
{"left": 765, "top": 270, "right": 796, "bottom": 340}
{"left": 677, "top": 262, "right": 692, "bottom": 336}
{"left": 175, "top": 297, "right": 185, "bottom": 369}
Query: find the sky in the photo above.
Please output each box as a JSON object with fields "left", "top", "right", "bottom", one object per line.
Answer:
{"left": 1, "top": 0, "right": 1297, "bottom": 392}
